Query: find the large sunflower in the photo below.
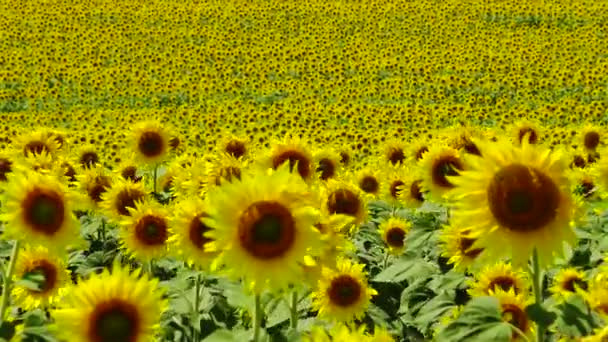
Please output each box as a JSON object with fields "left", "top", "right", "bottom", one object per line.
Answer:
{"left": 1, "top": 171, "right": 80, "bottom": 251}
{"left": 311, "top": 257, "right": 377, "bottom": 322}
{"left": 13, "top": 246, "right": 68, "bottom": 310}
{"left": 265, "top": 135, "right": 314, "bottom": 182}
{"left": 468, "top": 262, "right": 529, "bottom": 297}
{"left": 101, "top": 178, "right": 147, "bottom": 222}
{"left": 419, "top": 145, "right": 465, "bottom": 202}
{"left": 120, "top": 201, "right": 173, "bottom": 262}
{"left": 132, "top": 120, "right": 171, "bottom": 164}
{"left": 203, "top": 164, "right": 322, "bottom": 293}
{"left": 52, "top": 262, "right": 167, "bottom": 342}
{"left": 448, "top": 140, "right": 577, "bottom": 266}
{"left": 438, "top": 224, "right": 484, "bottom": 271}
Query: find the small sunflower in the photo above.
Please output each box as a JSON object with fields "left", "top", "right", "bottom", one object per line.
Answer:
{"left": 52, "top": 262, "right": 168, "bottom": 342}
{"left": 322, "top": 179, "right": 367, "bottom": 227}
{"left": 398, "top": 173, "right": 426, "bottom": 209}
{"left": 132, "top": 120, "right": 171, "bottom": 164}
{"left": 493, "top": 289, "right": 534, "bottom": 341}
{"left": 219, "top": 134, "right": 249, "bottom": 159}
{"left": 449, "top": 140, "right": 577, "bottom": 266}
{"left": 101, "top": 178, "right": 147, "bottom": 221}
{"left": 580, "top": 124, "right": 603, "bottom": 152}
{"left": 511, "top": 119, "right": 542, "bottom": 146}
{"left": 204, "top": 164, "right": 322, "bottom": 293}
{"left": 384, "top": 140, "right": 407, "bottom": 166}
{"left": 569, "top": 168, "right": 597, "bottom": 200}
{"left": 378, "top": 217, "right": 411, "bottom": 255}
{"left": 265, "top": 135, "right": 314, "bottom": 182}
{"left": 169, "top": 198, "right": 218, "bottom": 269}
{"left": 439, "top": 224, "right": 484, "bottom": 271}
{"left": 0, "top": 151, "right": 14, "bottom": 183}
{"left": 121, "top": 201, "right": 173, "bottom": 262}
{"left": 419, "top": 145, "right": 465, "bottom": 202}
{"left": 410, "top": 140, "right": 430, "bottom": 162}
{"left": 549, "top": 268, "right": 587, "bottom": 302}
{"left": 468, "top": 262, "right": 529, "bottom": 297}
{"left": 75, "top": 144, "right": 102, "bottom": 170}
{"left": 313, "top": 149, "right": 341, "bottom": 181}
{"left": 75, "top": 165, "right": 113, "bottom": 211}
{"left": 384, "top": 165, "right": 408, "bottom": 204}
{"left": 355, "top": 166, "right": 382, "bottom": 198}
{"left": 1, "top": 171, "right": 79, "bottom": 251}
{"left": 174, "top": 157, "right": 207, "bottom": 199}
{"left": 115, "top": 154, "right": 143, "bottom": 183}
{"left": 312, "top": 257, "right": 377, "bottom": 322}
{"left": 13, "top": 246, "right": 68, "bottom": 310}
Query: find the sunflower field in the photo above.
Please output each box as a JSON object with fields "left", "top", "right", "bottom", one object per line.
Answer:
{"left": 1, "top": 0, "right": 608, "bottom": 341}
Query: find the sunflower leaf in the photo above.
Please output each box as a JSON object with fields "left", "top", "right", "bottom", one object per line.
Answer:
{"left": 525, "top": 303, "right": 556, "bottom": 327}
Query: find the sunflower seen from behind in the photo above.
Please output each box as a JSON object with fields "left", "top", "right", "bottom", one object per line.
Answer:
{"left": 204, "top": 164, "right": 322, "bottom": 293}
{"left": 52, "top": 262, "right": 167, "bottom": 342}
{"left": 448, "top": 140, "right": 577, "bottom": 266}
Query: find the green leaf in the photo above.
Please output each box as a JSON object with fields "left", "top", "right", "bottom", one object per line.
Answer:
{"left": 373, "top": 257, "right": 436, "bottom": 283}
{"left": 0, "top": 321, "right": 15, "bottom": 341}
{"left": 413, "top": 291, "right": 456, "bottom": 333}
{"left": 554, "top": 295, "right": 600, "bottom": 337}
{"left": 526, "top": 303, "right": 557, "bottom": 327}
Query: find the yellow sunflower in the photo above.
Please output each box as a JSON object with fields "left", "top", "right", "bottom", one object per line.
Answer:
{"left": 120, "top": 201, "right": 173, "bottom": 262}
{"left": 311, "top": 257, "right": 377, "bottom": 322}
{"left": 101, "top": 178, "right": 148, "bottom": 222}
{"left": 570, "top": 168, "right": 597, "bottom": 200}
{"left": 378, "top": 217, "right": 411, "bottom": 255}
{"left": 448, "top": 139, "right": 577, "bottom": 266}
{"left": 438, "top": 224, "right": 484, "bottom": 271}
{"left": 203, "top": 164, "right": 322, "bottom": 293}
{"left": 511, "top": 119, "right": 542, "bottom": 146}
{"left": 468, "top": 262, "right": 529, "bottom": 297}
{"left": 115, "top": 154, "right": 143, "bottom": 183}
{"left": 384, "top": 165, "right": 409, "bottom": 204}
{"left": 492, "top": 289, "right": 535, "bottom": 341}
{"left": 12, "top": 246, "right": 68, "bottom": 310}
{"left": 355, "top": 166, "right": 383, "bottom": 198}
{"left": 132, "top": 120, "right": 171, "bottom": 165}
{"left": 419, "top": 145, "right": 465, "bottom": 202}
{"left": 582, "top": 272, "right": 608, "bottom": 318}
{"left": 205, "top": 153, "right": 245, "bottom": 189}
{"left": 15, "top": 130, "right": 60, "bottom": 158}
{"left": 579, "top": 124, "right": 603, "bottom": 152}
{"left": 265, "top": 135, "right": 315, "bottom": 182}
{"left": 219, "top": 134, "right": 249, "bottom": 160}
{"left": 74, "top": 144, "right": 102, "bottom": 170}
{"left": 313, "top": 149, "right": 341, "bottom": 181}
{"left": 169, "top": 198, "right": 218, "bottom": 269}
{"left": 384, "top": 139, "right": 407, "bottom": 166}
{"left": 1, "top": 171, "right": 80, "bottom": 251}
{"left": 322, "top": 179, "right": 367, "bottom": 227}
{"left": 174, "top": 157, "right": 207, "bottom": 199}
{"left": 52, "top": 262, "right": 168, "bottom": 342}
{"left": 75, "top": 165, "right": 113, "bottom": 211}
{"left": 398, "top": 173, "right": 426, "bottom": 209}
{"left": 0, "top": 150, "right": 14, "bottom": 183}
{"left": 549, "top": 268, "right": 587, "bottom": 302}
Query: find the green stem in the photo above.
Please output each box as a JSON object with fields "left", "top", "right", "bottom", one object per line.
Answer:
{"left": 0, "top": 240, "right": 19, "bottom": 323}
{"left": 382, "top": 252, "right": 390, "bottom": 270}
{"left": 253, "top": 294, "right": 262, "bottom": 342}
{"left": 193, "top": 274, "right": 201, "bottom": 342}
{"left": 146, "top": 260, "right": 154, "bottom": 276}
{"left": 153, "top": 164, "right": 158, "bottom": 194}
{"left": 531, "top": 249, "right": 545, "bottom": 342}
{"left": 290, "top": 291, "right": 298, "bottom": 330}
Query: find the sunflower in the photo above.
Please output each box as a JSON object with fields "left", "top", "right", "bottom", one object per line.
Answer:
{"left": 419, "top": 145, "right": 465, "bottom": 202}
{"left": 52, "top": 262, "right": 167, "bottom": 342}
{"left": 121, "top": 201, "right": 173, "bottom": 262}
{"left": 174, "top": 157, "right": 207, "bottom": 199}
{"left": 492, "top": 289, "right": 534, "bottom": 341}
{"left": 378, "top": 217, "right": 411, "bottom": 255}
{"left": 383, "top": 165, "right": 411, "bottom": 204}
{"left": 468, "top": 262, "right": 529, "bottom": 297}
{"left": 75, "top": 165, "right": 113, "bottom": 211}
{"left": 549, "top": 268, "right": 587, "bottom": 302}
{"left": 115, "top": 154, "right": 143, "bottom": 183}
{"left": 439, "top": 224, "right": 484, "bottom": 271}
{"left": 446, "top": 126, "right": 483, "bottom": 156}
{"left": 265, "top": 135, "right": 314, "bottom": 182}
{"left": 101, "top": 178, "right": 147, "bottom": 221}
{"left": 398, "top": 172, "right": 426, "bottom": 209}
{"left": 311, "top": 257, "right": 377, "bottom": 322}
{"left": 313, "top": 149, "right": 341, "bottom": 181}
{"left": 511, "top": 119, "right": 542, "bottom": 146}
{"left": 219, "top": 134, "right": 249, "bottom": 159}
{"left": 0, "top": 151, "right": 14, "bottom": 183}
{"left": 1, "top": 171, "right": 79, "bottom": 251}
{"left": 75, "top": 144, "right": 102, "bottom": 170}
{"left": 582, "top": 272, "right": 608, "bottom": 318}
{"left": 579, "top": 124, "right": 603, "bottom": 152}
{"left": 203, "top": 164, "right": 322, "bottom": 293}
{"left": 410, "top": 140, "right": 430, "bottom": 162}
{"left": 355, "top": 166, "right": 382, "bottom": 198}
{"left": 448, "top": 139, "right": 577, "bottom": 266}
{"left": 206, "top": 153, "right": 245, "bottom": 189}
{"left": 322, "top": 179, "right": 367, "bottom": 227}
{"left": 384, "top": 140, "right": 407, "bottom": 166}
{"left": 570, "top": 168, "right": 597, "bottom": 200}
{"left": 12, "top": 246, "right": 68, "bottom": 310}
{"left": 169, "top": 198, "right": 218, "bottom": 269}
{"left": 132, "top": 120, "right": 171, "bottom": 164}
{"left": 15, "top": 130, "right": 60, "bottom": 158}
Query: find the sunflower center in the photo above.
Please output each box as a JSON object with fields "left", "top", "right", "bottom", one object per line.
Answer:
{"left": 189, "top": 214, "right": 213, "bottom": 249}
{"left": 463, "top": 139, "right": 481, "bottom": 156}
{"left": 410, "top": 180, "right": 424, "bottom": 202}
{"left": 316, "top": 158, "right": 336, "bottom": 180}
{"left": 518, "top": 127, "right": 538, "bottom": 144}
{"left": 169, "top": 136, "right": 180, "bottom": 150}
{"left": 63, "top": 162, "right": 77, "bottom": 182}
{"left": 90, "top": 299, "right": 139, "bottom": 342}
{"left": 571, "top": 155, "right": 586, "bottom": 168}
{"left": 0, "top": 157, "right": 13, "bottom": 182}
{"left": 501, "top": 304, "right": 529, "bottom": 337}
{"left": 387, "top": 147, "right": 405, "bottom": 165}
{"left": 88, "top": 176, "right": 112, "bottom": 203}
{"left": 431, "top": 156, "right": 463, "bottom": 188}
{"left": 359, "top": 176, "right": 379, "bottom": 194}
{"left": 488, "top": 276, "right": 517, "bottom": 293}
{"left": 23, "top": 260, "right": 58, "bottom": 293}
{"left": 386, "top": 227, "right": 406, "bottom": 248}
{"left": 115, "top": 189, "right": 145, "bottom": 216}
{"left": 121, "top": 166, "right": 138, "bottom": 182}
{"left": 487, "top": 164, "right": 560, "bottom": 232}
{"left": 584, "top": 131, "right": 600, "bottom": 150}
{"left": 135, "top": 215, "right": 168, "bottom": 246}
{"left": 415, "top": 146, "right": 429, "bottom": 160}
{"left": 225, "top": 140, "right": 246, "bottom": 158}
{"left": 339, "top": 151, "right": 350, "bottom": 166}
{"left": 22, "top": 188, "right": 65, "bottom": 236}
{"left": 459, "top": 235, "right": 484, "bottom": 258}
{"left": 562, "top": 277, "right": 587, "bottom": 292}
{"left": 328, "top": 275, "right": 362, "bottom": 307}
{"left": 327, "top": 189, "right": 361, "bottom": 217}
{"left": 238, "top": 201, "right": 295, "bottom": 259}
{"left": 272, "top": 150, "right": 311, "bottom": 180}
{"left": 24, "top": 141, "right": 49, "bottom": 156}
{"left": 80, "top": 152, "right": 99, "bottom": 168}
{"left": 138, "top": 131, "right": 164, "bottom": 158}
{"left": 390, "top": 180, "right": 404, "bottom": 199}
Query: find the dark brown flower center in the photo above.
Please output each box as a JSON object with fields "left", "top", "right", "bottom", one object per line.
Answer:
{"left": 459, "top": 235, "right": 484, "bottom": 259}
{"left": 272, "top": 150, "right": 312, "bottom": 180}
{"left": 390, "top": 180, "right": 404, "bottom": 199}
{"left": 359, "top": 175, "right": 379, "bottom": 194}
{"left": 80, "top": 152, "right": 99, "bottom": 169}
{"left": 518, "top": 127, "right": 538, "bottom": 144}
{"left": 24, "top": 141, "right": 50, "bottom": 156}
{"left": 387, "top": 147, "right": 405, "bottom": 165}
{"left": 327, "top": 189, "right": 361, "bottom": 217}
{"left": 562, "top": 276, "right": 587, "bottom": 292}
{"left": 115, "top": 188, "right": 145, "bottom": 216}
{"left": 501, "top": 304, "right": 529, "bottom": 338}
{"left": 214, "top": 166, "right": 241, "bottom": 186}
{"left": 487, "top": 164, "right": 560, "bottom": 232}
{"left": 316, "top": 158, "right": 336, "bottom": 180}
{"left": 189, "top": 213, "right": 213, "bottom": 249}
{"left": 23, "top": 260, "right": 58, "bottom": 293}
{"left": 386, "top": 227, "right": 406, "bottom": 248}
{"left": 328, "top": 275, "right": 362, "bottom": 307}
{"left": 22, "top": 188, "right": 65, "bottom": 236}
{"left": 238, "top": 201, "right": 295, "bottom": 259}
{"left": 431, "top": 155, "right": 463, "bottom": 188}
{"left": 584, "top": 131, "right": 600, "bottom": 150}
{"left": 134, "top": 215, "right": 168, "bottom": 246}
{"left": 88, "top": 176, "right": 112, "bottom": 203}
{"left": 488, "top": 276, "right": 517, "bottom": 294}
{"left": 463, "top": 139, "right": 481, "bottom": 156}
{"left": 415, "top": 146, "right": 429, "bottom": 161}
{"left": 121, "top": 166, "right": 139, "bottom": 182}
{"left": 571, "top": 155, "right": 586, "bottom": 169}
{"left": 410, "top": 180, "right": 425, "bottom": 202}
{"left": 138, "top": 131, "right": 165, "bottom": 158}
{"left": 0, "top": 157, "right": 13, "bottom": 182}
{"left": 225, "top": 140, "right": 246, "bottom": 159}
{"left": 339, "top": 151, "right": 350, "bottom": 166}
{"left": 89, "top": 299, "right": 140, "bottom": 342}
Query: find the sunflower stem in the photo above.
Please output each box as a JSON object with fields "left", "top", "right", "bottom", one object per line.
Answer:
{"left": 193, "top": 273, "right": 201, "bottom": 342}
{"left": 382, "top": 252, "right": 390, "bottom": 270}
{"left": 290, "top": 291, "right": 298, "bottom": 331}
{"left": 153, "top": 164, "right": 158, "bottom": 194}
{"left": 253, "top": 294, "right": 262, "bottom": 342}
{"left": 0, "top": 240, "right": 19, "bottom": 324}
{"left": 531, "top": 248, "right": 545, "bottom": 342}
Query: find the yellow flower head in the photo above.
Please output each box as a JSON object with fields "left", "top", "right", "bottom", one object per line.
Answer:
{"left": 419, "top": 145, "right": 465, "bottom": 202}
{"left": 439, "top": 224, "right": 485, "bottom": 271}
{"left": 549, "top": 267, "right": 588, "bottom": 302}
{"left": 469, "top": 261, "right": 529, "bottom": 298}
{"left": 120, "top": 201, "right": 173, "bottom": 262}
{"left": 132, "top": 120, "right": 171, "bottom": 164}
{"left": 378, "top": 217, "right": 411, "bottom": 255}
